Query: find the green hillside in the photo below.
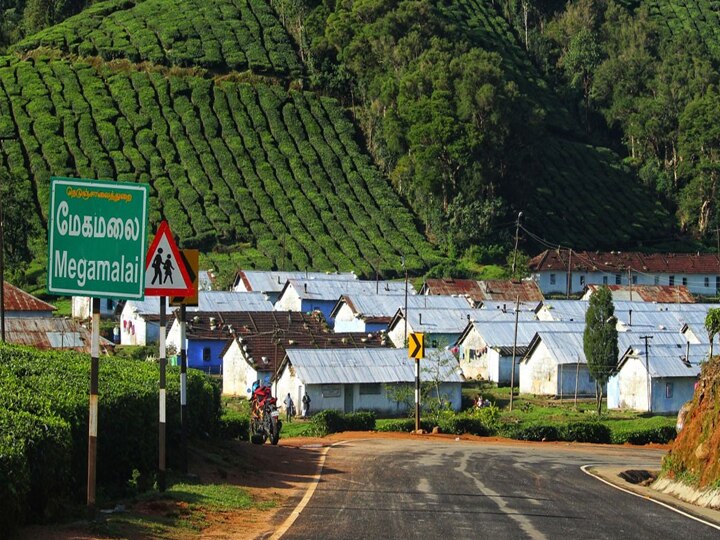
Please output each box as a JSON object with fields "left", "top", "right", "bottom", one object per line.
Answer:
{"left": 454, "top": 0, "right": 674, "bottom": 248}
{"left": 13, "top": 0, "right": 303, "bottom": 77}
{"left": 646, "top": 0, "right": 720, "bottom": 61}
{"left": 0, "top": 0, "right": 443, "bottom": 285}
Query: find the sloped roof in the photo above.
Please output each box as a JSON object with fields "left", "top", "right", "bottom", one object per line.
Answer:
{"left": 619, "top": 343, "right": 705, "bottom": 378}
{"left": 539, "top": 300, "right": 588, "bottom": 321}
{"left": 234, "top": 270, "right": 357, "bottom": 293}
{"left": 285, "top": 348, "right": 463, "bottom": 384}
{"left": 481, "top": 300, "right": 542, "bottom": 312}
{"left": 618, "top": 330, "right": 689, "bottom": 352}
{"left": 125, "top": 291, "right": 272, "bottom": 316}
{"left": 530, "top": 249, "right": 720, "bottom": 275}
{"left": 283, "top": 278, "right": 413, "bottom": 302}
{"left": 405, "top": 308, "right": 483, "bottom": 334}
{"left": 476, "top": 280, "right": 545, "bottom": 302}
{"left": 585, "top": 284, "right": 695, "bottom": 303}
{"left": 3, "top": 282, "right": 55, "bottom": 312}
{"left": 421, "top": 278, "right": 484, "bottom": 299}
{"left": 333, "top": 293, "right": 471, "bottom": 320}
{"left": 463, "top": 321, "right": 584, "bottom": 349}
{"left": 527, "top": 331, "right": 587, "bottom": 365}
{"left": 3, "top": 317, "right": 113, "bottom": 353}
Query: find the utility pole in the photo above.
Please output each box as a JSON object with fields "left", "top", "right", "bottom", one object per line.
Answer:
{"left": 640, "top": 335, "right": 653, "bottom": 413}
{"left": 402, "top": 255, "right": 408, "bottom": 345}
{"left": 566, "top": 248, "right": 572, "bottom": 299}
{"left": 509, "top": 295, "right": 520, "bottom": 411}
{"left": 511, "top": 212, "right": 523, "bottom": 277}
{"left": 628, "top": 267, "right": 633, "bottom": 302}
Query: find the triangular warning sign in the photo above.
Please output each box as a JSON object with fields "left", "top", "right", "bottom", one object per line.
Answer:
{"left": 144, "top": 221, "right": 194, "bottom": 297}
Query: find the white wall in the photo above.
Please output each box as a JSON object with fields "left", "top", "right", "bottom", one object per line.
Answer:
{"left": 120, "top": 305, "right": 154, "bottom": 345}
{"left": 609, "top": 357, "right": 649, "bottom": 411}
{"left": 388, "top": 319, "right": 412, "bottom": 348}
{"left": 274, "top": 286, "right": 302, "bottom": 312}
{"left": 520, "top": 342, "right": 596, "bottom": 396}
{"left": 458, "top": 329, "right": 488, "bottom": 380}
{"left": 333, "top": 303, "right": 366, "bottom": 333}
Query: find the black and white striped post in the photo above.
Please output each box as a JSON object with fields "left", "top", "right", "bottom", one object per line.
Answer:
{"left": 159, "top": 298, "right": 167, "bottom": 492}
{"left": 87, "top": 297, "right": 100, "bottom": 517}
{"left": 180, "top": 304, "right": 188, "bottom": 473}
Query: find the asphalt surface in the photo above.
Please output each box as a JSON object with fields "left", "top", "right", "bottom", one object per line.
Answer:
{"left": 281, "top": 438, "right": 718, "bottom": 539}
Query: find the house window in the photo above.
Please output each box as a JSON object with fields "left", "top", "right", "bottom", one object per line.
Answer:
{"left": 632, "top": 275, "right": 638, "bottom": 285}
{"left": 716, "top": 276, "right": 720, "bottom": 293}
{"left": 669, "top": 275, "right": 675, "bottom": 286}
{"left": 705, "top": 277, "right": 709, "bottom": 288}
{"left": 654, "top": 276, "right": 660, "bottom": 285}
{"left": 106, "top": 299, "right": 113, "bottom": 311}
{"left": 665, "top": 382, "right": 673, "bottom": 399}
{"left": 432, "top": 339, "right": 438, "bottom": 348}
{"left": 615, "top": 274, "right": 621, "bottom": 285}
{"left": 202, "top": 347, "right": 211, "bottom": 362}
{"left": 682, "top": 277, "right": 687, "bottom": 286}
{"left": 321, "top": 384, "right": 341, "bottom": 398}
{"left": 579, "top": 275, "right": 586, "bottom": 286}
{"left": 359, "top": 383, "right": 382, "bottom": 395}
{"left": 550, "top": 273, "right": 556, "bottom": 285}
{"left": 603, "top": 276, "right": 608, "bottom": 285}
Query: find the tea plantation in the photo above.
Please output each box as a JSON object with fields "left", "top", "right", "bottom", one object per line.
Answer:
{"left": 0, "top": 343, "right": 221, "bottom": 532}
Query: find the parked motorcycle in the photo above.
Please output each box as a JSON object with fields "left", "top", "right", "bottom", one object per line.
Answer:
{"left": 249, "top": 384, "right": 281, "bottom": 445}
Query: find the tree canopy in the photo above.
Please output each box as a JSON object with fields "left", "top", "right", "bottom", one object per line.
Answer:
{"left": 583, "top": 285, "right": 618, "bottom": 414}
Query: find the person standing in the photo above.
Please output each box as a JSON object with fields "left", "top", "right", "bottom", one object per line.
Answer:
{"left": 284, "top": 393, "right": 295, "bottom": 422}
{"left": 301, "top": 391, "right": 311, "bottom": 418}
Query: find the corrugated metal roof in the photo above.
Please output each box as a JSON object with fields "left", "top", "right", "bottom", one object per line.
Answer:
{"left": 539, "top": 300, "right": 588, "bottom": 321}
{"left": 585, "top": 285, "right": 695, "bottom": 303}
{"left": 481, "top": 300, "right": 542, "bottom": 312}
{"left": 422, "top": 278, "right": 484, "bottom": 299}
{"left": 237, "top": 270, "right": 357, "bottom": 293}
{"left": 408, "top": 309, "right": 482, "bottom": 334}
{"left": 3, "top": 282, "right": 56, "bottom": 312}
{"left": 286, "top": 279, "right": 413, "bottom": 301}
{"left": 613, "top": 301, "right": 717, "bottom": 312}
{"left": 127, "top": 292, "right": 272, "bottom": 315}
{"left": 468, "top": 321, "right": 584, "bottom": 348}
{"left": 618, "top": 331, "right": 688, "bottom": 352}
{"left": 533, "top": 331, "right": 587, "bottom": 365}
{"left": 476, "top": 280, "right": 545, "bottom": 302}
{"left": 286, "top": 348, "right": 463, "bottom": 384}
{"left": 530, "top": 249, "right": 720, "bottom": 274}
{"left": 342, "top": 294, "right": 471, "bottom": 318}
{"left": 646, "top": 356, "right": 702, "bottom": 378}
{"left": 3, "top": 317, "right": 112, "bottom": 353}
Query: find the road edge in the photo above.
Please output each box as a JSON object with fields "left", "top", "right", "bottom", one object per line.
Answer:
{"left": 268, "top": 441, "right": 347, "bottom": 539}
{"left": 581, "top": 465, "right": 720, "bottom": 531}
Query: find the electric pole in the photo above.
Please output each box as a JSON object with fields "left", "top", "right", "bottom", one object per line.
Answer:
{"left": 509, "top": 295, "right": 520, "bottom": 411}
{"left": 511, "top": 211, "right": 523, "bottom": 278}
{"left": 640, "top": 335, "right": 653, "bottom": 413}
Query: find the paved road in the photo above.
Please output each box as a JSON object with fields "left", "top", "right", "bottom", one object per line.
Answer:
{"left": 282, "top": 438, "right": 718, "bottom": 539}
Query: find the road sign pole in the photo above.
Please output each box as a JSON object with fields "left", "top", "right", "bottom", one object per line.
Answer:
{"left": 415, "top": 358, "right": 420, "bottom": 432}
{"left": 159, "top": 298, "right": 166, "bottom": 492}
{"left": 180, "top": 304, "right": 188, "bottom": 473}
{"left": 87, "top": 298, "right": 100, "bottom": 518}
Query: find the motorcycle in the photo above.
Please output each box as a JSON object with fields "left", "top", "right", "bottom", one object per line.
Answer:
{"left": 249, "top": 385, "right": 281, "bottom": 445}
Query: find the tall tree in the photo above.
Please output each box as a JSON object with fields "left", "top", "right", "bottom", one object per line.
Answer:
{"left": 583, "top": 286, "right": 618, "bottom": 415}
{"left": 705, "top": 308, "right": 720, "bottom": 359}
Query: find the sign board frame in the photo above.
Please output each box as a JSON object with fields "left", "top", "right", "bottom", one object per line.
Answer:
{"left": 145, "top": 221, "right": 194, "bottom": 297}
{"left": 47, "top": 177, "right": 149, "bottom": 299}
{"left": 409, "top": 332, "right": 424, "bottom": 360}
{"left": 170, "top": 249, "right": 199, "bottom": 307}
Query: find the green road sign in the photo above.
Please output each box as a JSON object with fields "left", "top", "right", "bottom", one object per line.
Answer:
{"left": 47, "top": 177, "right": 149, "bottom": 299}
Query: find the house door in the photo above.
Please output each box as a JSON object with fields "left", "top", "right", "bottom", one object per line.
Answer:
{"left": 344, "top": 384, "right": 354, "bottom": 413}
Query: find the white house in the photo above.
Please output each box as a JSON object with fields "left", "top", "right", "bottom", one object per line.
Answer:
{"left": 120, "top": 297, "right": 169, "bottom": 346}
{"left": 530, "top": 249, "right": 720, "bottom": 296}
{"left": 72, "top": 296, "right": 118, "bottom": 319}
{"left": 607, "top": 344, "right": 704, "bottom": 414}
{"left": 331, "top": 294, "right": 471, "bottom": 333}
{"left": 274, "top": 278, "right": 413, "bottom": 323}
{"left": 456, "top": 321, "right": 583, "bottom": 383}
{"left": 275, "top": 348, "right": 464, "bottom": 415}
{"left": 233, "top": 270, "right": 357, "bottom": 303}
{"left": 520, "top": 331, "right": 598, "bottom": 397}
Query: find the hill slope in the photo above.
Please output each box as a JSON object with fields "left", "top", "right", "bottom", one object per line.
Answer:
{"left": 1, "top": 0, "right": 440, "bottom": 284}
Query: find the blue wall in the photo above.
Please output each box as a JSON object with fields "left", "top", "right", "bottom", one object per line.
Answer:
{"left": 301, "top": 300, "right": 336, "bottom": 325}
{"left": 651, "top": 377, "right": 697, "bottom": 414}
{"left": 187, "top": 338, "right": 228, "bottom": 374}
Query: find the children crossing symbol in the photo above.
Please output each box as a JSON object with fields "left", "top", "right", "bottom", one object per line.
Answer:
{"left": 144, "top": 221, "right": 193, "bottom": 297}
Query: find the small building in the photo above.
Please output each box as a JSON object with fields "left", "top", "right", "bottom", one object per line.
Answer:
{"left": 71, "top": 296, "right": 118, "bottom": 319}
{"left": 275, "top": 348, "right": 464, "bottom": 415}
{"left": 274, "top": 278, "right": 412, "bottom": 324}
{"left": 4, "top": 317, "right": 113, "bottom": 354}
{"left": 3, "top": 281, "right": 56, "bottom": 318}
{"left": 386, "top": 308, "right": 481, "bottom": 348}
{"left": 219, "top": 311, "right": 387, "bottom": 396}
{"left": 119, "top": 297, "right": 170, "bottom": 346}
{"left": 331, "top": 294, "right": 472, "bottom": 333}
{"left": 530, "top": 249, "right": 720, "bottom": 296}
{"left": 232, "top": 270, "right": 357, "bottom": 303}
{"left": 582, "top": 284, "right": 695, "bottom": 303}
{"left": 607, "top": 344, "right": 704, "bottom": 414}
{"left": 520, "top": 331, "right": 598, "bottom": 397}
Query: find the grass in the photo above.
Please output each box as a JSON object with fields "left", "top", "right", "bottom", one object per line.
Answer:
{"left": 49, "top": 297, "right": 72, "bottom": 317}
{"left": 281, "top": 420, "right": 312, "bottom": 437}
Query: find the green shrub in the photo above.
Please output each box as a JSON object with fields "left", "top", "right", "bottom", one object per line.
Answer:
{"left": 500, "top": 423, "right": 560, "bottom": 441}
{"left": 610, "top": 425, "right": 676, "bottom": 445}
{"left": 216, "top": 409, "right": 249, "bottom": 441}
{"left": 307, "top": 410, "right": 345, "bottom": 437}
{"left": 560, "top": 422, "right": 611, "bottom": 444}
{"left": 0, "top": 435, "right": 30, "bottom": 532}
{"left": 342, "top": 411, "right": 376, "bottom": 432}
